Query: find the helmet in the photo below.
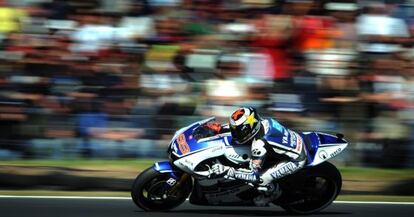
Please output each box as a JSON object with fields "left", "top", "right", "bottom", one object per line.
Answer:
{"left": 229, "top": 107, "right": 262, "bottom": 144}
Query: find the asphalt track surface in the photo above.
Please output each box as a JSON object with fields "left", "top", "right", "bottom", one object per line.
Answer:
{"left": 1, "top": 196, "right": 414, "bottom": 217}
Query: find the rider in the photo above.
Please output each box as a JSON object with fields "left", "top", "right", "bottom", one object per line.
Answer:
{"left": 207, "top": 107, "right": 307, "bottom": 206}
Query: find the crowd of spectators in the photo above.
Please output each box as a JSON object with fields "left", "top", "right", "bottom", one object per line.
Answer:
{"left": 0, "top": 0, "right": 413, "bottom": 167}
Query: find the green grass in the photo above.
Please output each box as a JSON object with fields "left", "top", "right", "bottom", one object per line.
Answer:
{"left": 337, "top": 195, "right": 414, "bottom": 202}
{"left": 339, "top": 166, "right": 414, "bottom": 181}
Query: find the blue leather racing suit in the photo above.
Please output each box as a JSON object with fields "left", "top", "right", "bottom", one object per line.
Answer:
{"left": 223, "top": 118, "right": 307, "bottom": 186}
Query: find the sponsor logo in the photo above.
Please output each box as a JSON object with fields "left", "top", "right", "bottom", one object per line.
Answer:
{"left": 271, "top": 120, "right": 284, "bottom": 132}
{"left": 290, "top": 131, "right": 303, "bottom": 152}
{"left": 289, "top": 131, "right": 297, "bottom": 148}
{"left": 172, "top": 142, "right": 178, "bottom": 153}
{"left": 270, "top": 162, "right": 299, "bottom": 179}
{"left": 177, "top": 134, "right": 190, "bottom": 154}
{"left": 330, "top": 148, "right": 342, "bottom": 158}
{"left": 177, "top": 160, "right": 192, "bottom": 171}
{"left": 282, "top": 129, "right": 289, "bottom": 144}
{"left": 211, "top": 145, "right": 223, "bottom": 153}
{"left": 244, "top": 113, "right": 257, "bottom": 128}
{"left": 228, "top": 153, "right": 250, "bottom": 162}
{"left": 207, "top": 140, "right": 224, "bottom": 148}
{"left": 319, "top": 150, "right": 328, "bottom": 159}
{"left": 263, "top": 120, "right": 270, "bottom": 133}
{"left": 184, "top": 159, "right": 194, "bottom": 167}
{"left": 166, "top": 178, "right": 177, "bottom": 186}
{"left": 231, "top": 109, "right": 245, "bottom": 121}
{"left": 234, "top": 173, "right": 257, "bottom": 182}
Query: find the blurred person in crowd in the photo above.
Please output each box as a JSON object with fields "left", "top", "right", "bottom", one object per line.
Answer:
{"left": 356, "top": 2, "right": 411, "bottom": 64}
{"left": 202, "top": 55, "right": 251, "bottom": 117}
{"left": 0, "top": 1, "right": 27, "bottom": 40}
{"left": 139, "top": 46, "right": 193, "bottom": 138}
{"left": 173, "top": 51, "right": 195, "bottom": 82}
{"left": 180, "top": 1, "right": 216, "bottom": 37}
{"left": 117, "top": 0, "right": 156, "bottom": 41}
{"left": 73, "top": 97, "right": 107, "bottom": 158}
{"left": 0, "top": 98, "right": 27, "bottom": 158}
{"left": 290, "top": 55, "right": 319, "bottom": 115}
{"left": 43, "top": 0, "right": 73, "bottom": 20}
{"left": 250, "top": 3, "right": 296, "bottom": 89}
{"left": 400, "top": 46, "right": 414, "bottom": 167}
{"left": 70, "top": 12, "right": 119, "bottom": 54}
{"left": 306, "top": 2, "right": 358, "bottom": 76}
{"left": 358, "top": 56, "right": 412, "bottom": 167}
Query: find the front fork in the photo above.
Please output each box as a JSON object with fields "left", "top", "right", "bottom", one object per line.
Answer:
{"left": 168, "top": 173, "right": 190, "bottom": 194}
{"left": 153, "top": 161, "right": 190, "bottom": 199}
{"left": 159, "top": 173, "right": 190, "bottom": 199}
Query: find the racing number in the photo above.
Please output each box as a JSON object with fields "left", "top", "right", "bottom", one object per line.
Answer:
{"left": 177, "top": 134, "right": 190, "bottom": 154}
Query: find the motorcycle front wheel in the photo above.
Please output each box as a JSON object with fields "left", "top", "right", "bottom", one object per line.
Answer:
{"left": 131, "top": 167, "right": 192, "bottom": 211}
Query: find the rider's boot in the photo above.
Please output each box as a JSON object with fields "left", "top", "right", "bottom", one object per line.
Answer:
{"left": 253, "top": 182, "right": 282, "bottom": 207}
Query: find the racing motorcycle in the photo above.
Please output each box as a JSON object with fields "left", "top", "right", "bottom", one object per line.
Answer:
{"left": 131, "top": 117, "right": 348, "bottom": 214}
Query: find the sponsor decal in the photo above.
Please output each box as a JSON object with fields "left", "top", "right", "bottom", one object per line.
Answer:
{"left": 263, "top": 120, "right": 270, "bottom": 133}
{"left": 290, "top": 131, "right": 303, "bottom": 153}
{"left": 270, "top": 162, "right": 299, "bottom": 179}
{"left": 177, "top": 134, "right": 190, "bottom": 154}
{"left": 172, "top": 142, "right": 178, "bottom": 153}
{"left": 176, "top": 158, "right": 195, "bottom": 171}
{"left": 282, "top": 129, "right": 289, "bottom": 144}
{"left": 244, "top": 112, "right": 257, "bottom": 128}
{"left": 271, "top": 120, "right": 284, "bottom": 132}
{"left": 211, "top": 145, "right": 223, "bottom": 153}
{"left": 231, "top": 109, "right": 245, "bottom": 121}
{"left": 184, "top": 159, "right": 194, "bottom": 167}
{"left": 330, "top": 148, "right": 342, "bottom": 158}
{"left": 228, "top": 154, "right": 250, "bottom": 161}
{"left": 319, "top": 150, "right": 328, "bottom": 159}
{"left": 166, "top": 178, "right": 177, "bottom": 186}
{"left": 234, "top": 172, "right": 257, "bottom": 182}
{"left": 289, "top": 131, "right": 296, "bottom": 148}
{"left": 227, "top": 168, "right": 257, "bottom": 182}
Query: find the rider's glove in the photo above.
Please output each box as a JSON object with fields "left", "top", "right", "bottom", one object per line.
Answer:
{"left": 211, "top": 163, "right": 230, "bottom": 176}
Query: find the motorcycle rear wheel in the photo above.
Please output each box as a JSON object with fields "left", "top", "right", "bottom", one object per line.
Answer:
{"left": 279, "top": 162, "right": 342, "bottom": 215}
{"left": 131, "top": 167, "right": 192, "bottom": 211}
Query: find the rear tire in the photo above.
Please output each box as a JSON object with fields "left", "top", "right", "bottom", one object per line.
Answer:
{"left": 280, "top": 162, "right": 342, "bottom": 215}
{"left": 131, "top": 167, "right": 192, "bottom": 211}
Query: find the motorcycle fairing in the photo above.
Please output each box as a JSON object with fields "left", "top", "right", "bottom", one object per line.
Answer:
{"left": 303, "top": 132, "right": 348, "bottom": 166}
{"left": 173, "top": 138, "right": 226, "bottom": 173}
{"left": 169, "top": 117, "right": 226, "bottom": 157}
{"left": 153, "top": 161, "right": 177, "bottom": 173}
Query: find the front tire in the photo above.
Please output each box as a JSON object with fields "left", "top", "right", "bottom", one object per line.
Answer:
{"left": 279, "top": 162, "right": 342, "bottom": 215}
{"left": 131, "top": 167, "right": 192, "bottom": 211}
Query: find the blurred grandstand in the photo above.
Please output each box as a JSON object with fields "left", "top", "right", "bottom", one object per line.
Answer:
{"left": 0, "top": 0, "right": 413, "bottom": 168}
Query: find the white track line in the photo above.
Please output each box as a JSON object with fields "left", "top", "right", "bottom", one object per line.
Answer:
{"left": 334, "top": 201, "right": 414, "bottom": 205}
{"left": 0, "top": 195, "right": 413, "bottom": 205}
